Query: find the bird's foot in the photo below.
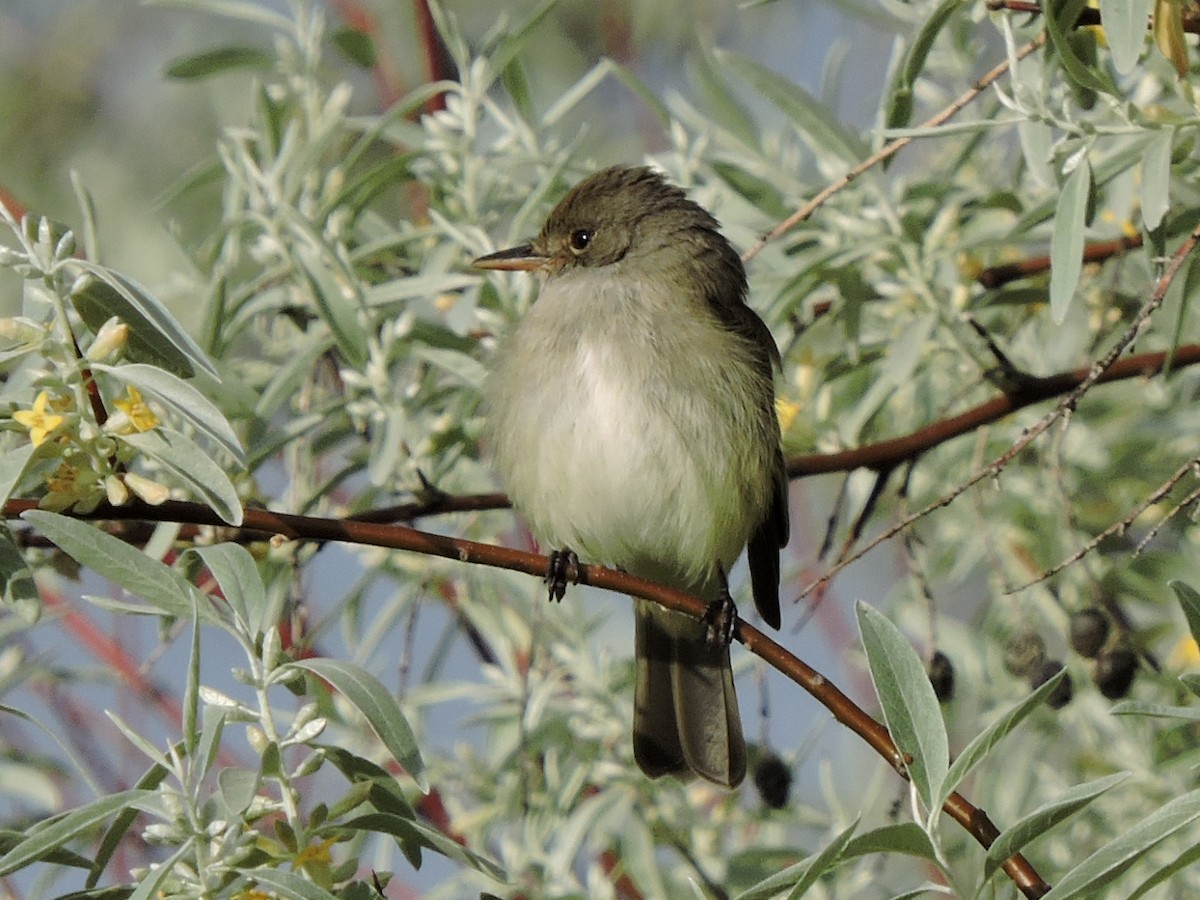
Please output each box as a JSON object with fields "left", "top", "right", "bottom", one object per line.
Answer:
{"left": 546, "top": 548, "right": 579, "bottom": 603}
{"left": 702, "top": 588, "right": 738, "bottom": 647}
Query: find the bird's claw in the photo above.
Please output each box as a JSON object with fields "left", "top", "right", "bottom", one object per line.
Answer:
{"left": 702, "top": 591, "right": 738, "bottom": 647}
{"left": 546, "top": 548, "right": 579, "bottom": 603}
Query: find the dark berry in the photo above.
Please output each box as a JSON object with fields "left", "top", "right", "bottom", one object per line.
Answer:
{"left": 1004, "top": 631, "right": 1046, "bottom": 677}
{"left": 1094, "top": 649, "right": 1138, "bottom": 699}
{"left": 753, "top": 753, "right": 792, "bottom": 810}
{"left": 1069, "top": 607, "right": 1111, "bottom": 658}
{"left": 1031, "top": 659, "right": 1073, "bottom": 709}
{"left": 928, "top": 650, "right": 955, "bottom": 702}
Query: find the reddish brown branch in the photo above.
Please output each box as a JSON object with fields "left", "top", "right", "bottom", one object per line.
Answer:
{"left": 788, "top": 342, "right": 1200, "bottom": 477}
{"left": 976, "top": 234, "right": 1145, "bottom": 290}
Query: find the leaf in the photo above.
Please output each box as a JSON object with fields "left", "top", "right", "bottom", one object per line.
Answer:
{"left": 69, "top": 264, "right": 217, "bottom": 378}
{"left": 938, "top": 665, "right": 1069, "bottom": 809}
{"left": 1140, "top": 128, "right": 1173, "bottom": 231}
{"left": 690, "top": 46, "right": 759, "bottom": 147}
{"left": 843, "top": 822, "right": 939, "bottom": 862}
{"left": 0, "top": 444, "right": 35, "bottom": 507}
{"left": 165, "top": 46, "right": 272, "bottom": 79}
{"left": 1049, "top": 157, "right": 1092, "bottom": 324}
{"left": 235, "top": 869, "right": 340, "bottom": 900}
{"left": 0, "top": 790, "right": 152, "bottom": 876}
{"left": 294, "top": 245, "right": 369, "bottom": 369}
{"left": 1100, "top": 0, "right": 1152, "bottom": 74}
{"left": 1152, "top": 0, "right": 1188, "bottom": 79}
{"left": 1037, "top": 788, "right": 1200, "bottom": 899}
{"left": 984, "top": 772, "right": 1129, "bottom": 880}
{"left": 21, "top": 511, "right": 218, "bottom": 624}
{"left": 287, "top": 658, "right": 426, "bottom": 791}
{"left": 90, "top": 363, "right": 245, "bottom": 465}
{"left": 732, "top": 819, "right": 858, "bottom": 900}
{"left": 188, "top": 544, "right": 268, "bottom": 639}
{"left": 719, "top": 50, "right": 866, "bottom": 163}
{"left": 856, "top": 602, "right": 948, "bottom": 812}
{"left": 885, "top": 0, "right": 964, "bottom": 130}
{"left": 1044, "top": 0, "right": 1118, "bottom": 95}
{"left": 330, "top": 27, "right": 376, "bottom": 69}
{"left": 1169, "top": 580, "right": 1200, "bottom": 646}
{"left": 0, "top": 524, "right": 39, "bottom": 623}
{"left": 119, "top": 428, "right": 243, "bottom": 526}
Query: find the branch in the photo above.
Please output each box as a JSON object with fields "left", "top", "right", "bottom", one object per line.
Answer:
{"left": 800, "top": 221, "right": 1200, "bottom": 595}
{"left": 741, "top": 34, "right": 1046, "bottom": 262}
{"left": 788, "top": 341, "right": 1200, "bottom": 477}
{"left": 5, "top": 495, "right": 1050, "bottom": 897}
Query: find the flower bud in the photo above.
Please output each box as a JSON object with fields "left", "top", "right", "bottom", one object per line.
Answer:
{"left": 85, "top": 317, "right": 129, "bottom": 362}
{"left": 124, "top": 472, "right": 170, "bottom": 505}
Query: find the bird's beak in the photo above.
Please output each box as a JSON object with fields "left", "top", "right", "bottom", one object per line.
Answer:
{"left": 472, "top": 244, "right": 549, "bottom": 272}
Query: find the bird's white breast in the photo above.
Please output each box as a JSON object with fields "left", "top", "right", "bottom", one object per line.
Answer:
{"left": 485, "top": 268, "right": 773, "bottom": 592}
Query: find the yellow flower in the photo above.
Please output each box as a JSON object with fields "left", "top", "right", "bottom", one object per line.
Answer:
{"left": 294, "top": 837, "right": 334, "bottom": 867}
{"left": 113, "top": 387, "right": 159, "bottom": 432}
{"left": 13, "top": 391, "right": 65, "bottom": 447}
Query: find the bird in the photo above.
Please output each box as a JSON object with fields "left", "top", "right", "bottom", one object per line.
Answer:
{"left": 474, "top": 165, "right": 788, "bottom": 787}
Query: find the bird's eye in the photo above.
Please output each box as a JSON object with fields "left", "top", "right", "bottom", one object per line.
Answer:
{"left": 568, "top": 229, "right": 594, "bottom": 254}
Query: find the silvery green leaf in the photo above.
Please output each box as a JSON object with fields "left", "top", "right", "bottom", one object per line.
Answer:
{"left": 733, "top": 819, "right": 859, "bottom": 900}
{"left": 857, "top": 602, "right": 948, "bottom": 813}
{"left": 286, "top": 657, "right": 426, "bottom": 791}
{"left": 22, "top": 511, "right": 219, "bottom": 623}
{"left": 1050, "top": 158, "right": 1092, "bottom": 324}
{"left": 0, "top": 445, "right": 35, "bottom": 508}
{"left": 938, "top": 666, "right": 1068, "bottom": 810}
{"left": 0, "top": 789, "right": 153, "bottom": 876}
{"left": 91, "top": 363, "right": 244, "bottom": 465}
{"left": 1170, "top": 580, "right": 1200, "bottom": 646}
{"left": 1037, "top": 789, "right": 1200, "bottom": 899}
{"left": 719, "top": 50, "right": 866, "bottom": 163}
{"left": 68, "top": 262, "right": 217, "bottom": 378}
{"left": 293, "top": 244, "right": 369, "bottom": 369}
{"left": 119, "top": 428, "right": 243, "bottom": 526}
{"left": 1100, "top": 0, "right": 1152, "bottom": 74}
{"left": 188, "top": 544, "right": 267, "bottom": 639}
{"left": 1141, "top": 128, "right": 1173, "bottom": 231}
{"left": 983, "top": 773, "right": 1130, "bottom": 880}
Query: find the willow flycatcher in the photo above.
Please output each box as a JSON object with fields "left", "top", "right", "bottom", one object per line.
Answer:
{"left": 475, "top": 165, "right": 788, "bottom": 787}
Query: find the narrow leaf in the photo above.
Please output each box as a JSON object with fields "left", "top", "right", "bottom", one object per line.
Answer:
{"left": 1044, "top": 0, "right": 1118, "bottom": 95}
{"left": 1038, "top": 789, "right": 1200, "bottom": 899}
{"left": 1049, "top": 157, "right": 1092, "bottom": 323}
{"left": 984, "top": 772, "right": 1130, "bottom": 880}
{"left": 886, "top": 0, "right": 963, "bottom": 130}
{"left": 294, "top": 246, "right": 369, "bottom": 369}
{"left": 0, "top": 524, "right": 40, "bottom": 623}
{"left": 1140, "top": 128, "right": 1173, "bottom": 231}
{"left": 21, "top": 511, "right": 218, "bottom": 623}
{"left": 188, "top": 544, "right": 268, "bottom": 639}
{"left": 0, "top": 790, "right": 152, "bottom": 876}
{"left": 857, "top": 602, "right": 948, "bottom": 812}
{"left": 939, "top": 666, "right": 1068, "bottom": 808}
{"left": 236, "top": 869, "right": 339, "bottom": 900}
{"left": 0, "top": 444, "right": 35, "bottom": 506}
{"left": 733, "top": 819, "right": 859, "bottom": 900}
{"left": 719, "top": 51, "right": 866, "bottom": 163}
{"left": 287, "top": 658, "right": 426, "bottom": 791}
{"left": 69, "top": 262, "right": 218, "bottom": 378}
{"left": 1169, "top": 580, "right": 1200, "bottom": 646}
{"left": 1099, "top": 0, "right": 1152, "bottom": 74}
{"left": 120, "top": 428, "right": 243, "bottom": 525}
{"left": 165, "top": 46, "right": 272, "bottom": 79}
{"left": 91, "top": 363, "right": 244, "bottom": 465}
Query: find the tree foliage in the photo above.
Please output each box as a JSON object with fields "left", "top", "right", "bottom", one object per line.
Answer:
{"left": 3, "top": 0, "right": 1200, "bottom": 897}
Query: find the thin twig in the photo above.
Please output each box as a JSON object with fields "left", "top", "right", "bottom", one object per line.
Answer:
{"left": 799, "top": 221, "right": 1200, "bottom": 597}
{"left": 741, "top": 34, "right": 1046, "bottom": 263}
